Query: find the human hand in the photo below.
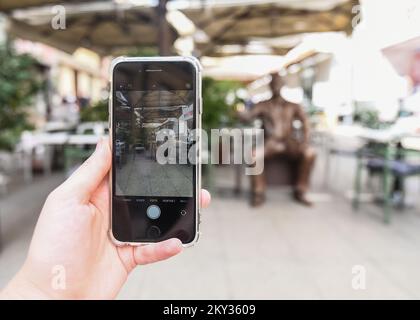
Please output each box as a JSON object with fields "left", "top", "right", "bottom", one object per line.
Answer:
{"left": 1, "top": 138, "right": 211, "bottom": 299}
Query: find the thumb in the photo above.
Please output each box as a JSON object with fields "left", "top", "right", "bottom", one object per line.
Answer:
{"left": 60, "top": 137, "right": 111, "bottom": 202}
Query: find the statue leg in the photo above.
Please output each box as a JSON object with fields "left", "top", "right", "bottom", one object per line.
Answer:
{"left": 250, "top": 150, "right": 266, "bottom": 207}
{"left": 250, "top": 139, "right": 280, "bottom": 206}
{"left": 294, "top": 146, "right": 316, "bottom": 206}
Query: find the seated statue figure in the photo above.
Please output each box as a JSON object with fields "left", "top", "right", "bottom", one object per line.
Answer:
{"left": 239, "top": 72, "right": 316, "bottom": 207}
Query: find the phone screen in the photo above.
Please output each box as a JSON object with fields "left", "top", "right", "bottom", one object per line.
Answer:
{"left": 111, "top": 60, "right": 198, "bottom": 244}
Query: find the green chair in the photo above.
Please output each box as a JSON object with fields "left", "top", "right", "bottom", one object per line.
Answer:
{"left": 353, "top": 141, "right": 420, "bottom": 223}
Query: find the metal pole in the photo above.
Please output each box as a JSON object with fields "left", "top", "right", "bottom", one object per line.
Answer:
{"left": 157, "top": 0, "right": 171, "bottom": 56}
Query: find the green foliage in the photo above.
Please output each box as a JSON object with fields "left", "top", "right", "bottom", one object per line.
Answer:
{"left": 126, "top": 47, "right": 158, "bottom": 57}
{"left": 0, "top": 44, "right": 41, "bottom": 151}
{"left": 80, "top": 99, "right": 108, "bottom": 122}
{"left": 202, "top": 77, "right": 242, "bottom": 131}
{"left": 354, "top": 107, "right": 391, "bottom": 130}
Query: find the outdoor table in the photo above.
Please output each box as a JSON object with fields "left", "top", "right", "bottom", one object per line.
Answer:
{"left": 67, "top": 134, "right": 103, "bottom": 145}
{"left": 20, "top": 132, "right": 107, "bottom": 182}
{"left": 401, "top": 136, "right": 420, "bottom": 151}
{"left": 20, "top": 132, "right": 69, "bottom": 182}
{"left": 322, "top": 123, "right": 420, "bottom": 223}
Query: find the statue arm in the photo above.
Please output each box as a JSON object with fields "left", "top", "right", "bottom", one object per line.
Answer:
{"left": 237, "top": 101, "right": 264, "bottom": 123}
{"left": 295, "top": 104, "right": 310, "bottom": 145}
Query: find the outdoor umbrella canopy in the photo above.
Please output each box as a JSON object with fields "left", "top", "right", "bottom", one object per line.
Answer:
{"left": 7, "top": 2, "right": 178, "bottom": 56}
{"left": 178, "top": 0, "right": 359, "bottom": 56}
{"left": 0, "top": 0, "right": 88, "bottom": 12}
{"left": 201, "top": 55, "right": 284, "bottom": 82}
{"left": 5, "top": 0, "right": 359, "bottom": 57}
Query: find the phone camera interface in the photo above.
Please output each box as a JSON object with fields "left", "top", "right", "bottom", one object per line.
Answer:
{"left": 112, "top": 62, "right": 196, "bottom": 243}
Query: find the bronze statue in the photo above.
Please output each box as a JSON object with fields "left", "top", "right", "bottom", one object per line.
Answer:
{"left": 240, "top": 73, "right": 316, "bottom": 206}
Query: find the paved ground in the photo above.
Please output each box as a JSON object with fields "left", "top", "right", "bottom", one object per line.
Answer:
{"left": 116, "top": 152, "right": 193, "bottom": 197}
{"left": 1, "top": 151, "right": 420, "bottom": 299}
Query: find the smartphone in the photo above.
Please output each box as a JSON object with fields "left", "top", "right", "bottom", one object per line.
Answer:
{"left": 109, "top": 56, "right": 202, "bottom": 246}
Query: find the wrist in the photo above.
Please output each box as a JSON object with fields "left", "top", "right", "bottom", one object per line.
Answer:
{"left": 2, "top": 271, "right": 54, "bottom": 300}
{"left": 1, "top": 273, "right": 51, "bottom": 300}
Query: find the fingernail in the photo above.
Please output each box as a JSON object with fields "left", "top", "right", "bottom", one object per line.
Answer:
{"left": 168, "top": 238, "right": 182, "bottom": 252}
{"left": 95, "top": 138, "right": 102, "bottom": 151}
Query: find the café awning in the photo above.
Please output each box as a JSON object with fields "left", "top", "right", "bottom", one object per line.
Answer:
{"left": 7, "top": 1, "right": 177, "bottom": 56}
{"left": 0, "top": 0, "right": 87, "bottom": 12}
{"left": 178, "top": 0, "right": 359, "bottom": 56}
{"left": 202, "top": 55, "right": 284, "bottom": 82}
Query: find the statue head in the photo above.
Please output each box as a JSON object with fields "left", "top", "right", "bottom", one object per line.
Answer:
{"left": 269, "top": 72, "right": 283, "bottom": 98}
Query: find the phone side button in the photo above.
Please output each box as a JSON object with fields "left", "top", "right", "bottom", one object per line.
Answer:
{"left": 199, "top": 98, "right": 203, "bottom": 114}
{"left": 108, "top": 98, "right": 111, "bottom": 129}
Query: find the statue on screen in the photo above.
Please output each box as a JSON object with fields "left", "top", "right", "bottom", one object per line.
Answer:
{"left": 240, "top": 72, "right": 316, "bottom": 207}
